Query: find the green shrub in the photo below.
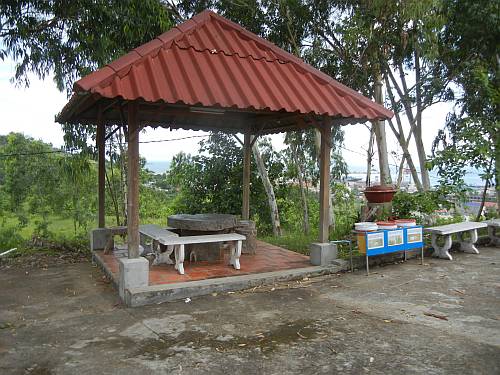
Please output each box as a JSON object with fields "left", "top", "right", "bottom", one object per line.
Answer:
{"left": 0, "top": 225, "right": 23, "bottom": 251}
{"left": 392, "top": 190, "right": 454, "bottom": 223}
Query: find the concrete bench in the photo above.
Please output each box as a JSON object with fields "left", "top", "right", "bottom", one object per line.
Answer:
{"left": 160, "top": 233, "right": 246, "bottom": 275}
{"left": 139, "top": 224, "right": 178, "bottom": 265}
{"left": 424, "top": 222, "right": 488, "bottom": 260}
{"left": 485, "top": 219, "right": 500, "bottom": 246}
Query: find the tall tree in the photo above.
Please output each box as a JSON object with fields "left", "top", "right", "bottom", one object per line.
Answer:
{"left": 433, "top": 0, "right": 500, "bottom": 214}
{"left": 309, "top": 0, "right": 454, "bottom": 191}
{"left": 1, "top": 1, "right": 174, "bottom": 225}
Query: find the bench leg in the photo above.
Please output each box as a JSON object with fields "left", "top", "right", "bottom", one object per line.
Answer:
{"left": 488, "top": 226, "right": 500, "bottom": 246}
{"left": 431, "top": 233, "right": 453, "bottom": 260}
{"left": 103, "top": 235, "right": 114, "bottom": 255}
{"left": 229, "top": 241, "right": 242, "bottom": 270}
{"left": 162, "top": 245, "right": 175, "bottom": 265}
{"left": 174, "top": 244, "right": 185, "bottom": 275}
{"left": 458, "top": 229, "right": 479, "bottom": 254}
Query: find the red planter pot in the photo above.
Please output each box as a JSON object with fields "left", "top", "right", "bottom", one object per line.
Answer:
{"left": 363, "top": 185, "right": 397, "bottom": 203}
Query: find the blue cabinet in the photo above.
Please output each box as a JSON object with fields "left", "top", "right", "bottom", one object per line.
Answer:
{"left": 356, "top": 226, "right": 424, "bottom": 274}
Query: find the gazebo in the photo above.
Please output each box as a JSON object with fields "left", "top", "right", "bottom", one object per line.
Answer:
{"left": 57, "top": 10, "right": 392, "bottom": 304}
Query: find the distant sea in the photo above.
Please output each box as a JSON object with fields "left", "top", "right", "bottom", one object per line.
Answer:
{"left": 146, "top": 159, "right": 486, "bottom": 187}
{"left": 348, "top": 168, "right": 486, "bottom": 187}
{"left": 145, "top": 160, "right": 171, "bottom": 174}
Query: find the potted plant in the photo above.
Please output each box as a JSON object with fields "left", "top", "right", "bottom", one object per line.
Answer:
{"left": 363, "top": 184, "right": 398, "bottom": 203}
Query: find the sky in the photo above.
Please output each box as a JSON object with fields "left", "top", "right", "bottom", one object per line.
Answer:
{"left": 0, "top": 58, "right": 453, "bottom": 173}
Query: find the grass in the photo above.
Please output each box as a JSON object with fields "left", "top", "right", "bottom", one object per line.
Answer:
{"left": 260, "top": 229, "right": 362, "bottom": 259}
{"left": 260, "top": 231, "right": 318, "bottom": 255}
{"left": 2, "top": 215, "right": 79, "bottom": 239}
{"left": 8, "top": 213, "right": 481, "bottom": 261}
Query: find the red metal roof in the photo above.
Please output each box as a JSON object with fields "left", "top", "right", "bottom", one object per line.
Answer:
{"left": 66, "top": 10, "right": 392, "bottom": 121}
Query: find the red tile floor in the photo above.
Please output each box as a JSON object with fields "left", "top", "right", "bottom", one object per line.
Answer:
{"left": 95, "top": 240, "right": 312, "bottom": 285}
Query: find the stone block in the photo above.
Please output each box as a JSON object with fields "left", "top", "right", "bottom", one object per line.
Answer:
{"left": 119, "top": 257, "right": 149, "bottom": 301}
{"left": 90, "top": 228, "right": 111, "bottom": 251}
{"left": 90, "top": 227, "right": 128, "bottom": 252}
{"left": 309, "top": 242, "right": 337, "bottom": 266}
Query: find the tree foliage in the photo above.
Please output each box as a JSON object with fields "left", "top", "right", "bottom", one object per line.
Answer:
{"left": 0, "top": 0, "right": 173, "bottom": 91}
{"left": 166, "top": 133, "right": 286, "bottom": 233}
{"left": 432, "top": 0, "right": 499, "bottom": 214}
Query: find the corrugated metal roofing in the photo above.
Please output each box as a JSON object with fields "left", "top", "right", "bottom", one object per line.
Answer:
{"left": 59, "top": 10, "right": 393, "bottom": 123}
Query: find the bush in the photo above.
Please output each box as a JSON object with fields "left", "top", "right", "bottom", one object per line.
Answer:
{"left": 392, "top": 190, "right": 454, "bottom": 224}
{"left": 0, "top": 225, "right": 24, "bottom": 251}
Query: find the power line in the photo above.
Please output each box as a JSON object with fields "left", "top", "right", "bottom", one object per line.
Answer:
{"left": 0, "top": 149, "right": 78, "bottom": 158}
{"left": 138, "top": 134, "right": 209, "bottom": 144}
{"left": 0, "top": 134, "right": 211, "bottom": 158}
{"left": 340, "top": 145, "right": 366, "bottom": 157}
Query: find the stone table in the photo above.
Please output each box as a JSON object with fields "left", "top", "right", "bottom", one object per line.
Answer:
{"left": 167, "top": 214, "right": 237, "bottom": 262}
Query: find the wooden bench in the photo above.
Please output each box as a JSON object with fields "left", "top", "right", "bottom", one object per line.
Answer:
{"left": 139, "top": 224, "right": 178, "bottom": 265}
{"left": 160, "top": 233, "right": 246, "bottom": 275}
{"left": 424, "top": 222, "right": 488, "bottom": 260}
{"left": 485, "top": 219, "right": 500, "bottom": 246}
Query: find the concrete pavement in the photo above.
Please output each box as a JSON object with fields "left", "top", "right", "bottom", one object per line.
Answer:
{"left": 1, "top": 247, "right": 499, "bottom": 374}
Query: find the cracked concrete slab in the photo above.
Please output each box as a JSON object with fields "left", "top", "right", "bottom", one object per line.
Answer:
{"left": 0, "top": 247, "right": 499, "bottom": 374}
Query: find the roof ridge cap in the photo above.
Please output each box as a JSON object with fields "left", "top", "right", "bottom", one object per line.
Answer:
{"left": 207, "top": 11, "right": 303, "bottom": 65}
{"left": 172, "top": 40, "right": 288, "bottom": 64}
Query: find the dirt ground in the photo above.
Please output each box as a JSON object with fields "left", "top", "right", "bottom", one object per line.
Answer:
{"left": 1, "top": 246, "right": 499, "bottom": 374}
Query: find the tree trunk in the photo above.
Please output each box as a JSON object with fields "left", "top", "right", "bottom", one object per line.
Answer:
{"left": 252, "top": 142, "right": 282, "bottom": 236}
{"left": 476, "top": 159, "right": 492, "bottom": 221}
{"left": 366, "top": 125, "right": 375, "bottom": 187}
{"left": 291, "top": 143, "right": 310, "bottom": 235}
{"left": 373, "top": 72, "right": 392, "bottom": 185}
{"left": 396, "top": 155, "right": 405, "bottom": 189}
{"left": 329, "top": 187, "right": 335, "bottom": 232}
{"left": 109, "top": 134, "right": 122, "bottom": 226}
{"left": 414, "top": 48, "right": 431, "bottom": 190}
{"left": 385, "top": 75, "right": 423, "bottom": 191}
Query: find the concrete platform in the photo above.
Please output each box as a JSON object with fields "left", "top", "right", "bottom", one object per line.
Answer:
{"left": 0, "top": 246, "right": 499, "bottom": 374}
{"left": 94, "top": 240, "right": 342, "bottom": 306}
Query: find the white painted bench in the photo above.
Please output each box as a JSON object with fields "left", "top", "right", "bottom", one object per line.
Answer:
{"left": 160, "top": 233, "right": 246, "bottom": 275}
{"left": 139, "top": 224, "right": 178, "bottom": 265}
{"left": 424, "top": 222, "right": 488, "bottom": 260}
{"left": 485, "top": 219, "right": 500, "bottom": 246}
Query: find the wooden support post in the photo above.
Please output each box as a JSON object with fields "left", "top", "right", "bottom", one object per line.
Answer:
{"left": 97, "top": 110, "right": 106, "bottom": 228}
{"left": 127, "top": 102, "right": 140, "bottom": 259}
{"left": 319, "top": 122, "right": 331, "bottom": 243}
{"left": 242, "top": 132, "right": 251, "bottom": 220}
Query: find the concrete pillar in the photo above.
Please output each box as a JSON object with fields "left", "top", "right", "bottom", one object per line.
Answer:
{"left": 310, "top": 242, "right": 337, "bottom": 266}
{"left": 127, "top": 102, "right": 140, "bottom": 259}
{"left": 119, "top": 257, "right": 149, "bottom": 303}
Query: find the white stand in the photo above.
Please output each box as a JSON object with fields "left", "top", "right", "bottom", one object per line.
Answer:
{"left": 229, "top": 240, "right": 242, "bottom": 270}
{"left": 174, "top": 244, "right": 185, "bottom": 275}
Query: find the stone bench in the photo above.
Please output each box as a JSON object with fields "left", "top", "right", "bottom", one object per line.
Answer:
{"left": 485, "top": 219, "right": 500, "bottom": 246}
{"left": 139, "top": 224, "right": 178, "bottom": 265}
{"left": 424, "top": 222, "right": 488, "bottom": 260}
{"left": 90, "top": 226, "right": 127, "bottom": 254}
{"left": 160, "top": 233, "right": 246, "bottom": 275}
